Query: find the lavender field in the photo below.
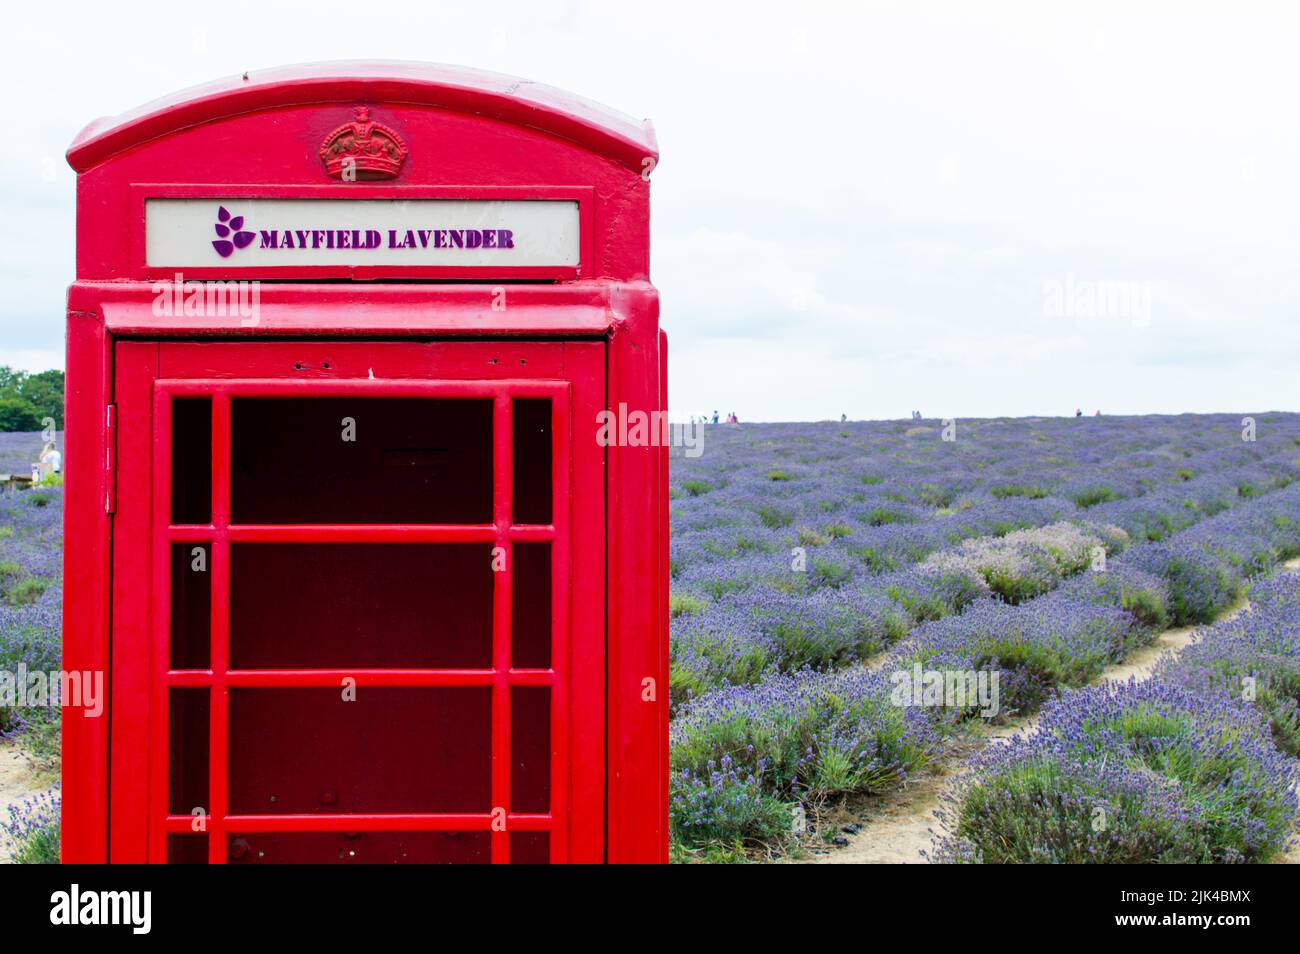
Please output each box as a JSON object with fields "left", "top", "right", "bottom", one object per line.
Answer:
{"left": 0, "top": 431, "right": 62, "bottom": 732}
{"left": 669, "top": 414, "right": 1300, "bottom": 863}
{"left": 3, "top": 418, "right": 1300, "bottom": 864}
{"left": 0, "top": 432, "right": 61, "bottom": 864}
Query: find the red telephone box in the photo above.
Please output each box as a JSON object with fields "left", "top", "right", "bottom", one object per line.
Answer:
{"left": 62, "top": 63, "right": 668, "bottom": 864}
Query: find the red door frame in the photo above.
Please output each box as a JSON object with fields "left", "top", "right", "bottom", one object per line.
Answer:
{"left": 109, "top": 339, "right": 605, "bottom": 863}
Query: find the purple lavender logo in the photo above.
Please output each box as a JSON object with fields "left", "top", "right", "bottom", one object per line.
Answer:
{"left": 212, "top": 206, "right": 255, "bottom": 258}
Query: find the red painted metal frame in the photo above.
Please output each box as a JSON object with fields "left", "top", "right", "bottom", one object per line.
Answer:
{"left": 69, "top": 63, "right": 653, "bottom": 283}
{"left": 60, "top": 312, "right": 114, "bottom": 862}
{"left": 78, "top": 282, "right": 618, "bottom": 339}
{"left": 68, "top": 62, "right": 657, "bottom": 176}
{"left": 127, "top": 183, "right": 596, "bottom": 282}
{"left": 64, "top": 63, "right": 668, "bottom": 864}
{"left": 605, "top": 287, "right": 669, "bottom": 863}
{"left": 110, "top": 354, "right": 599, "bottom": 863}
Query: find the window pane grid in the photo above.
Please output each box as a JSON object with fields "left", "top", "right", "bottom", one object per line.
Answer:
{"left": 156, "top": 382, "right": 566, "bottom": 864}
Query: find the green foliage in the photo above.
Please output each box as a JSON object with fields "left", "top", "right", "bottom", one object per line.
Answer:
{"left": 1071, "top": 486, "right": 1118, "bottom": 508}
{"left": 4, "top": 577, "right": 48, "bottom": 607}
{"left": 796, "top": 527, "right": 829, "bottom": 547}
{"left": 756, "top": 505, "right": 793, "bottom": 529}
{"left": 852, "top": 546, "right": 900, "bottom": 573}
{"left": 916, "top": 483, "right": 955, "bottom": 508}
{"left": 990, "top": 484, "right": 1050, "bottom": 499}
{"left": 808, "top": 557, "right": 852, "bottom": 590}
{"left": 0, "top": 367, "right": 63, "bottom": 430}
{"left": 860, "top": 507, "right": 912, "bottom": 527}
{"left": 670, "top": 592, "right": 709, "bottom": 618}
{"left": 0, "top": 398, "right": 40, "bottom": 433}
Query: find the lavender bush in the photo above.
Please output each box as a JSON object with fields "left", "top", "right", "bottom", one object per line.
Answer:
{"left": 0, "top": 787, "right": 60, "bottom": 864}
{"left": 0, "top": 472, "right": 63, "bottom": 735}
{"left": 671, "top": 668, "right": 943, "bottom": 847}
{"left": 1159, "top": 574, "right": 1300, "bottom": 755}
{"left": 933, "top": 681, "right": 1299, "bottom": 863}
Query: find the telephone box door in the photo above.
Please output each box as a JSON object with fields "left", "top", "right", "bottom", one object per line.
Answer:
{"left": 108, "top": 339, "right": 605, "bottom": 863}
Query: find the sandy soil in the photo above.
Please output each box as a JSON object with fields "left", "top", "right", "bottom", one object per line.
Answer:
{"left": 807, "top": 558, "right": 1300, "bottom": 865}
{"left": 0, "top": 739, "right": 42, "bottom": 863}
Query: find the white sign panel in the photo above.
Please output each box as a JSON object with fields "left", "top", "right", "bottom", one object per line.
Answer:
{"left": 145, "top": 198, "right": 580, "bottom": 268}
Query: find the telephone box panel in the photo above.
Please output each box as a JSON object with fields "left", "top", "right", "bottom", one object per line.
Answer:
{"left": 63, "top": 63, "right": 668, "bottom": 864}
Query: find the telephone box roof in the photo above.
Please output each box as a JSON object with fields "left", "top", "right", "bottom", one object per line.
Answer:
{"left": 67, "top": 60, "right": 658, "bottom": 174}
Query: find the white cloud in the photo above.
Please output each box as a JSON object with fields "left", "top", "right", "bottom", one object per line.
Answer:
{"left": 3, "top": 1, "right": 1299, "bottom": 416}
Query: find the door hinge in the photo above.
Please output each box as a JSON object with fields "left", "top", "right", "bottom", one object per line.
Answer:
{"left": 105, "top": 403, "right": 117, "bottom": 514}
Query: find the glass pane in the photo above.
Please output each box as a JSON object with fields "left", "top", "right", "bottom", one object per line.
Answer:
{"left": 172, "top": 398, "right": 211, "bottom": 524}
{"left": 512, "top": 399, "right": 552, "bottom": 525}
{"left": 511, "top": 686, "right": 550, "bottom": 813}
{"left": 230, "top": 544, "right": 493, "bottom": 669}
{"left": 512, "top": 544, "right": 551, "bottom": 669}
{"left": 171, "top": 543, "right": 210, "bottom": 669}
{"left": 510, "top": 831, "right": 549, "bottom": 864}
{"left": 231, "top": 398, "right": 492, "bottom": 524}
{"left": 227, "top": 831, "right": 489, "bottom": 864}
{"left": 169, "top": 688, "right": 209, "bottom": 815}
{"left": 229, "top": 687, "right": 491, "bottom": 814}
{"left": 167, "top": 834, "right": 208, "bottom": 864}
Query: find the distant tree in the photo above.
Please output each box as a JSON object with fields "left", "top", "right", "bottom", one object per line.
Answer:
{"left": 0, "top": 397, "right": 41, "bottom": 432}
{"left": 0, "top": 367, "right": 64, "bottom": 430}
{"left": 17, "top": 370, "right": 64, "bottom": 428}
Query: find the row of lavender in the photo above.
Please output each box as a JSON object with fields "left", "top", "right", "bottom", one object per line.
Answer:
{"left": 0, "top": 432, "right": 62, "bottom": 733}
{"left": 936, "top": 570, "right": 1300, "bottom": 863}
{"left": 670, "top": 417, "right": 1300, "bottom": 710}
{"left": 669, "top": 425, "right": 1300, "bottom": 853}
{"left": 673, "top": 416, "right": 1298, "bottom": 566}
{"left": 0, "top": 434, "right": 62, "bottom": 862}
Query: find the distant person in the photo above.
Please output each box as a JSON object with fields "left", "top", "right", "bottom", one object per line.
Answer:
{"left": 1075, "top": 408, "right": 1083, "bottom": 417}
{"left": 841, "top": 413, "right": 847, "bottom": 423}
{"left": 1095, "top": 410, "right": 1101, "bottom": 416}
{"left": 41, "top": 444, "right": 61, "bottom": 474}
{"left": 712, "top": 410, "right": 719, "bottom": 424}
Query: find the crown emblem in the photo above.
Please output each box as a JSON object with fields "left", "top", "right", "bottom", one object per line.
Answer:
{"left": 319, "top": 106, "right": 408, "bottom": 180}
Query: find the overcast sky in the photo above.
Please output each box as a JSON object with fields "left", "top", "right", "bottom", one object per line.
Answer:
{"left": 3, "top": 1, "right": 1299, "bottom": 420}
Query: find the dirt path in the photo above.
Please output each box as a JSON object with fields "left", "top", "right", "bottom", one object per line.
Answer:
{"left": 808, "top": 559, "right": 1300, "bottom": 864}
{"left": 0, "top": 738, "right": 42, "bottom": 863}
